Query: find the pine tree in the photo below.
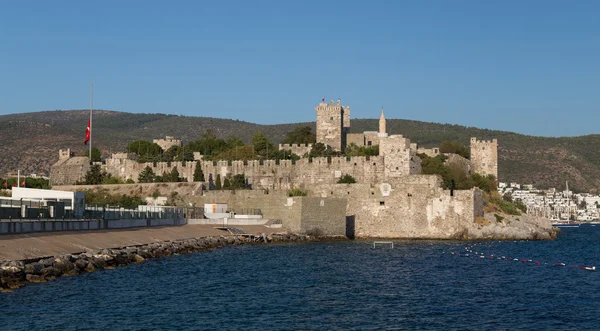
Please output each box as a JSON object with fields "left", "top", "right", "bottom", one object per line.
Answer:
{"left": 170, "top": 167, "right": 180, "bottom": 182}
{"left": 138, "top": 166, "right": 155, "bottom": 183}
{"left": 223, "top": 178, "right": 231, "bottom": 189}
{"left": 193, "top": 161, "right": 204, "bottom": 181}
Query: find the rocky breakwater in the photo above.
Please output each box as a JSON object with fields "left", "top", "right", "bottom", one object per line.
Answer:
{"left": 466, "top": 213, "right": 558, "bottom": 240}
{"left": 0, "top": 233, "right": 311, "bottom": 292}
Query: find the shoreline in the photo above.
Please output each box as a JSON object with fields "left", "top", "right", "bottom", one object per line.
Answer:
{"left": 0, "top": 226, "right": 316, "bottom": 292}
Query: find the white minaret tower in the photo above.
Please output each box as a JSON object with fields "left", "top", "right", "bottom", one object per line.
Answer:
{"left": 378, "top": 107, "right": 388, "bottom": 137}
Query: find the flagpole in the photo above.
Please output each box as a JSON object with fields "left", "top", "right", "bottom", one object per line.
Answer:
{"left": 89, "top": 81, "right": 93, "bottom": 163}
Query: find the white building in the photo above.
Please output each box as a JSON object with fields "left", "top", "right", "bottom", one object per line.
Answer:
{"left": 11, "top": 187, "right": 85, "bottom": 217}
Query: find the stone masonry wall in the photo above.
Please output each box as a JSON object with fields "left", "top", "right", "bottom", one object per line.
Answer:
{"left": 470, "top": 137, "right": 498, "bottom": 179}
{"left": 278, "top": 143, "right": 313, "bottom": 156}
{"left": 315, "top": 100, "right": 349, "bottom": 151}
{"left": 307, "top": 175, "right": 481, "bottom": 238}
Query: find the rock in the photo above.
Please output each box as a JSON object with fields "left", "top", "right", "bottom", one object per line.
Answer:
{"left": 26, "top": 274, "right": 47, "bottom": 283}
{"left": 53, "top": 258, "right": 75, "bottom": 274}
{"left": 85, "top": 263, "right": 97, "bottom": 273}
{"left": 133, "top": 254, "right": 145, "bottom": 263}
{"left": 75, "top": 259, "right": 88, "bottom": 270}
{"left": 24, "top": 263, "right": 42, "bottom": 275}
{"left": 40, "top": 266, "right": 61, "bottom": 277}
{"left": 113, "top": 254, "right": 130, "bottom": 266}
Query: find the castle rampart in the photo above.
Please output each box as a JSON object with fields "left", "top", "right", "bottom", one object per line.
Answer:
{"left": 278, "top": 143, "right": 313, "bottom": 156}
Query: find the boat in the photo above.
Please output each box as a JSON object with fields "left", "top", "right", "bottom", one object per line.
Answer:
{"left": 552, "top": 219, "right": 580, "bottom": 228}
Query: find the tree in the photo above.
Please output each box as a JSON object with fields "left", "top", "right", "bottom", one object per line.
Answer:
{"left": 309, "top": 142, "right": 327, "bottom": 157}
{"left": 252, "top": 131, "right": 274, "bottom": 157}
{"left": 229, "top": 174, "right": 247, "bottom": 189}
{"left": 84, "top": 147, "right": 102, "bottom": 162}
{"left": 83, "top": 164, "right": 106, "bottom": 185}
{"left": 168, "top": 167, "right": 182, "bottom": 182}
{"left": 439, "top": 141, "right": 470, "bottom": 159}
{"left": 208, "top": 173, "right": 215, "bottom": 190}
{"left": 127, "top": 140, "right": 164, "bottom": 162}
{"left": 215, "top": 174, "right": 222, "bottom": 190}
{"left": 345, "top": 143, "right": 379, "bottom": 157}
{"left": 337, "top": 174, "right": 357, "bottom": 184}
{"left": 225, "top": 136, "right": 245, "bottom": 149}
{"left": 223, "top": 177, "right": 231, "bottom": 189}
{"left": 282, "top": 126, "right": 316, "bottom": 144}
{"left": 138, "top": 166, "right": 155, "bottom": 183}
{"left": 193, "top": 161, "right": 204, "bottom": 181}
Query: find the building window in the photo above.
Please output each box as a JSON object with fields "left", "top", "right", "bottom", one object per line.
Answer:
{"left": 330, "top": 116, "right": 334, "bottom": 120}
{"left": 380, "top": 201, "right": 385, "bottom": 206}
{"left": 482, "top": 162, "right": 486, "bottom": 166}
{"left": 367, "top": 141, "right": 372, "bottom": 146}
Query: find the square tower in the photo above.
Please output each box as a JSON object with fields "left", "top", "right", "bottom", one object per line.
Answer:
{"left": 470, "top": 137, "right": 498, "bottom": 180}
{"left": 315, "top": 99, "right": 350, "bottom": 151}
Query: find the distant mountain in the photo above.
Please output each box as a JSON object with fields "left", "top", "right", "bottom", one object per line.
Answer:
{"left": 1, "top": 109, "right": 599, "bottom": 192}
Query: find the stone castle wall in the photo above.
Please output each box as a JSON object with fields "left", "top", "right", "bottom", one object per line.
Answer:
{"left": 470, "top": 137, "right": 498, "bottom": 179}
{"left": 278, "top": 143, "right": 313, "bottom": 156}
{"left": 153, "top": 136, "right": 181, "bottom": 151}
{"left": 199, "top": 156, "right": 386, "bottom": 190}
{"left": 307, "top": 176, "right": 482, "bottom": 238}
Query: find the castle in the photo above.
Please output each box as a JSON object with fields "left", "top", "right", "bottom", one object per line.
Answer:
{"left": 50, "top": 99, "right": 498, "bottom": 188}
{"left": 50, "top": 100, "right": 500, "bottom": 238}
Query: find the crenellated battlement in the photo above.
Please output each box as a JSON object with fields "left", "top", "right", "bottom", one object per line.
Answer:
{"left": 470, "top": 137, "right": 498, "bottom": 145}
{"left": 278, "top": 143, "right": 313, "bottom": 148}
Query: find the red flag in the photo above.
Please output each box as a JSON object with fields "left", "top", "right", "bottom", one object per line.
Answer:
{"left": 2, "top": 182, "right": 6, "bottom": 188}
{"left": 21, "top": 180, "right": 25, "bottom": 187}
{"left": 84, "top": 119, "right": 91, "bottom": 145}
{"left": 12, "top": 184, "right": 16, "bottom": 187}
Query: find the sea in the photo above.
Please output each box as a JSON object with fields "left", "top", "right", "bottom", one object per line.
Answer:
{"left": 1, "top": 225, "right": 600, "bottom": 330}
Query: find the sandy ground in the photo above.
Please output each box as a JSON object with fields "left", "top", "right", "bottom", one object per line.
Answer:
{"left": 0, "top": 225, "right": 286, "bottom": 261}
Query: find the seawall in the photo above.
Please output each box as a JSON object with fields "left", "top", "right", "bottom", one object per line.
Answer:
{"left": 0, "top": 225, "right": 315, "bottom": 292}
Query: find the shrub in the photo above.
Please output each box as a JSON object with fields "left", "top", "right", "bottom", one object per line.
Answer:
{"left": 288, "top": 188, "right": 307, "bottom": 197}
{"left": 337, "top": 174, "right": 357, "bottom": 184}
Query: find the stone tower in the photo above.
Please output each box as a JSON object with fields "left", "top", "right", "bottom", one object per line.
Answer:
{"left": 315, "top": 99, "right": 350, "bottom": 151}
{"left": 470, "top": 137, "right": 498, "bottom": 180}
{"left": 378, "top": 107, "right": 387, "bottom": 136}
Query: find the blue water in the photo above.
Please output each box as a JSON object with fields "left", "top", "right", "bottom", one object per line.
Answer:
{"left": 2, "top": 226, "right": 600, "bottom": 330}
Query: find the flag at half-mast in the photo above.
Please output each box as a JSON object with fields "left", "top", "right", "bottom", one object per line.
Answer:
{"left": 84, "top": 119, "right": 91, "bottom": 145}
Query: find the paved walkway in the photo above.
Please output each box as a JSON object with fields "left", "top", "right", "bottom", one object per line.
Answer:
{"left": 0, "top": 225, "right": 285, "bottom": 261}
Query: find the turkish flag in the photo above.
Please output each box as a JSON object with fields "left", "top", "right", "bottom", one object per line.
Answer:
{"left": 84, "top": 119, "right": 91, "bottom": 145}
{"left": 2, "top": 182, "right": 6, "bottom": 188}
{"left": 21, "top": 180, "right": 25, "bottom": 187}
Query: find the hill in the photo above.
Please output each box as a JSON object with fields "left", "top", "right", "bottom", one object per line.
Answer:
{"left": 1, "top": 109, "right": 599, "bottom": 192}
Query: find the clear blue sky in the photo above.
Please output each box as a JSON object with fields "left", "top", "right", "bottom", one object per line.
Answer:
{"left": 1, "top": 1, "right": 599, "bottom": 137}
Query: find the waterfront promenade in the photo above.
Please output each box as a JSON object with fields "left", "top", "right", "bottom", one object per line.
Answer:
{"left": 0, "top": 224, "right": 282, "bottom": 261}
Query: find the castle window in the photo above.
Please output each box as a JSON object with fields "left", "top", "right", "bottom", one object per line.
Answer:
{"left": 482, "top": 162, "right": 486, "bottom": 166}
{"left": 330, "top": 116, "right": 334, "bottom": 120}
{"left": 367, "top": 141, "right": 372, "bottom": 146}
{"left": 380, "top": 201, "right": 385, "bottom": 206}
{"left": 396, "top": 167, "right": 399, "bottom": 170}
{"left": 373, "top": 163, "right": 376, "bottom": 166}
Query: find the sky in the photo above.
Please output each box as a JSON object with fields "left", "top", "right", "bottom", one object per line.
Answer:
{"left": 1, "top": 1, "right": 599, "bottom": 137}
